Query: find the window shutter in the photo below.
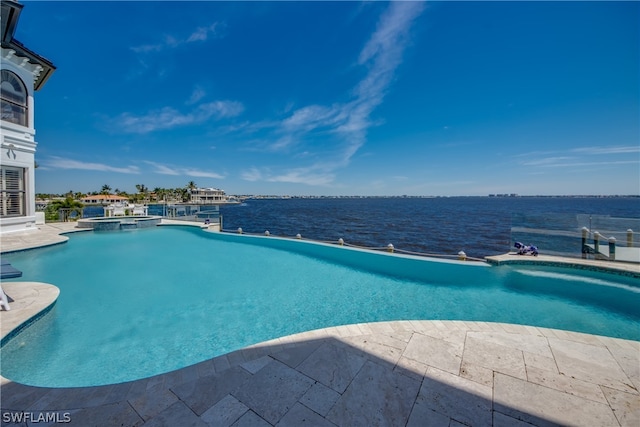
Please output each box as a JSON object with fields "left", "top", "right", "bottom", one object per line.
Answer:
{"left": 1, "top": 167, "right": 26, "bottom": 217}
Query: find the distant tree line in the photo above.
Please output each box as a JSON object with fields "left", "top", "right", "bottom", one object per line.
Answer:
{"left": 36, "top": 181, "right": 199, "bottom": 204}
{"left": 38, "top": 181, "right": 201, "bottom": 221}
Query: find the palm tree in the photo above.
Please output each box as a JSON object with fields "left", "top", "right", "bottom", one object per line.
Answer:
{"left": 186, "top": 181, "right": 197, "bottom": 193}
{"left": 101, "top": 185, "right": 112, "bottom": 195}
{"left": 153, "top": 187, "right": 164, "bottom": 202}
{"left": 179, "top": 188, "right": 190, "bottom": 203}
{"left": 135, "top": 184, "right": 149, "bottom": 203}
{"left": 45, "top": 196, "right": 84, "bottom": 222}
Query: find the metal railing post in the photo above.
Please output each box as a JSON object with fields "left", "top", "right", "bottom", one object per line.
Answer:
{"left": 581, "top": 227, "right": 589, "bottom": 258}
{"left": 608, "top": 237, "right": 616, "bottom": 261}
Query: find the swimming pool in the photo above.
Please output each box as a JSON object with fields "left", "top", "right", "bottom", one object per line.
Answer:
{"left": 1, "top": 226, "right": 639, "bottom": 387}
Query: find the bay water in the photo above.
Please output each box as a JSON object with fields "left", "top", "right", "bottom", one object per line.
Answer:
{"left": 219, "top": 197, "right": 640, "bottom": 258}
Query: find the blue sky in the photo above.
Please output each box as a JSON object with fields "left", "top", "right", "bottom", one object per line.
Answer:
{"left": 19, "top": 1, "right": 639, "bottom": 196}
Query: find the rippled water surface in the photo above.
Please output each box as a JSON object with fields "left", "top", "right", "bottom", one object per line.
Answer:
{"left": 219, "top": 196, "right": 639, "bottom": 258}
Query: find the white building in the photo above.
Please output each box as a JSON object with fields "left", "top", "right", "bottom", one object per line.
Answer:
{"left": 189, "top": 188, "right": 228, "bottom": 204}
{"left": 1, "top": 0, "right": 55, "bottom": 233}
{"left": 80, "top": 195, "right": 129, "bottom": 205}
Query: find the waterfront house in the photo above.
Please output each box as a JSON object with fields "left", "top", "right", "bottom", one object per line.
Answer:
{"left": 189, "top": 187, "right": 230, "bottom": 204}
{"left": 81, "top": 195, "right": 129, "bottom": 205}
{"left": 0, "top": 0, "right": 55, "bottom": 234}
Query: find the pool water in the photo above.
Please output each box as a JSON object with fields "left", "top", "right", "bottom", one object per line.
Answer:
{"left": 1, "top": 226, "right": 639, "bottom": 387}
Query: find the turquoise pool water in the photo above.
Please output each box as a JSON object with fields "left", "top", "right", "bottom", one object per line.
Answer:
{"left": 1, "top": 226, "right": 639, "bottom": 387}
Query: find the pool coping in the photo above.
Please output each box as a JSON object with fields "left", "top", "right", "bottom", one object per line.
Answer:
{"left": 1, "top": 223, "right": 639, "bottom": 425}
{"left": 0, "top": 282, "right": 59, "bottom": 345}
{"left": 2, "top": 222, "right": 637, "bottom": 275}
{"left": 486, "top": 254, "right": 640, "bottom": 279}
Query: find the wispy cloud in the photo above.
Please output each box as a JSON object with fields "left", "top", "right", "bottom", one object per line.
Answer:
{"left": 241, "top": 167, "right": 264, "bottom": 182}
{"left": 523, "top": 159, "right": 637, "bottom": 168}
{"left": 241, "top": 165, "right": 334, "bottom": 187}
{"left": 571, "top": 146, "right": 640, "bottom": 155}
{"left": 518, "top": 145, "right": 640, "bottom": 169}
{"left": 268, "top": 169, "right": 335, "bottom": 186}
{"left": 522, "top": 156, "right": 576, "bottom": 167}
{"left": 130, "top": 35, "right": 180, "bottom": 54}
{"left": 186, "top": 87, "right": 206, "bottom": 105}
{"left": 114, "top": 100, "right": 244, "bottom": 134}
{"left": 131, "top": 22, "right": 220, "bottom": 53}
{"left": 183, "top": 169, "right": 226, "bottom": 179}
{"left": 44, "top": 157, "right": 140, "bottom": 174}
{"left": 243, "top": 1, "right": 425, "bottom": 185}
{"left": 144, "top": 161, "right": 180, "bottom": 176}
{"left": 145, "top": 161, "right": 225, "bottom": 179}
{"left": 187, "top": 23, "right": 220, "bottom": 42}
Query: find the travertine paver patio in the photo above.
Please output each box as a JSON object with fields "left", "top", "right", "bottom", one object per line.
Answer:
{"left": 1, "top": 224, "right": 639, "bottom": 426}
{"left": 0, "top": 222, "right": 84, "bottom": 253}
{"left": 1, "top": 310, "right": 639, "bottom": 426}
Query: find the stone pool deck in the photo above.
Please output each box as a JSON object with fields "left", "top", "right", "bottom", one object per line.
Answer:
{"left": 1, "top": 223, "right": 639, "bottom": 426}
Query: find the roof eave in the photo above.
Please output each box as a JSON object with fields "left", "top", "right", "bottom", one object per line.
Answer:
{"left": 1, "top": 0, "right": 56, "bottom": 91}
{"left": 1, "top": 0, "right": 23, "bottom": 44}
{"left": 1, "top": 39, "right": 56, "bottom": 91}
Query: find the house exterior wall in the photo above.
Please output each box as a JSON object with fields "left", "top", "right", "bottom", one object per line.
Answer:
{"left": 189, "top": 188, "right": 227, "bottom": 204}
{"left": 0, "top": 49, "right": 38, "bottom": 233}
{"left": 81, "top": 196, "right": 129, "bottom": 205}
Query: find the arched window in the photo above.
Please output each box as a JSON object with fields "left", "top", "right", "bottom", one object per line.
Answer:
{"left": 1, "top": 70, "right": 28, "bottom": 127}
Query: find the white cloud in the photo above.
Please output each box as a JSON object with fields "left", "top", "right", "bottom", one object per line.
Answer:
{"left": 143, "top": 161, "right": 180, "bottom": 176}
{"left": 115, "top": 100, "right": 244, "bottom": 134}
{"left": 242, "top": 165, "right": 334, "bottom": 186}
{"left": 131, "top": 22, "right": 220, "bottom": 53}
{"left": 241, "top": 167, "right": 263, "bottom": 182}
{"left": 186, "top": 87, "right": 206, "bottom": 105}
{"left": 251, "top": 1, "right": 425, "bottom": 184}
{"left": 524, "top": 160, "right": 638, "bottom": 168}
{"left": 45, "top": 157, "right": 140, "bottom": 174}
{"left": 145, "top": 161, "right": 225, "bottom": 179}
{"left": 522, "top": 156, "right": 575, "bottom": 167}
{"left": 187, "top": 23, "right": 219, "bottom": 42}
{"left": 183, "top": 169, "right": 226, "bottom": 179}
{"left": 130, "top": 44, "right": 164, "bottom": 54}
{"left": 268, "top": 168, "right": 335, "bottom": 186}
{"left": 572, "top": 146, "right": 640, "bottom": 155}
{"left": 519, "top": 144, "right": 640, "bottom": 170}
{"left": 198, "top": 101, "right": 244, "bottom": 119}
{"left": 269, "top": 135, "right": 297, "bottom": 151}
{"left": 280, "top": 105, "right": 342, "bottom": 134}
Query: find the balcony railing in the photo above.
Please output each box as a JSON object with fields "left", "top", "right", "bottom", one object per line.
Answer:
{"left": 511, "top": 213, "right": 639, "bottom": 263}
